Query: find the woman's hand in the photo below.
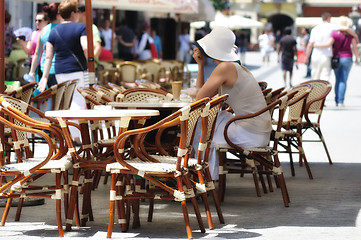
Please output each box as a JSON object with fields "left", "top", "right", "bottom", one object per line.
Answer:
{"left": 192, "top": 48, "right": 204, "bottom": 65}
{"left": 37, "top": 77, "right": 48, "bottom": 92}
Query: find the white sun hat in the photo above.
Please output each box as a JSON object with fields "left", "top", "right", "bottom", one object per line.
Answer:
{"left": 195, "top": 26, "right": 239, "bottom": 62}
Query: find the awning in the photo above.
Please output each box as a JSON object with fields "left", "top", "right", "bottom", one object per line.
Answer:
{"left": 181, "top": 0, "right": 215, "bottom": 22}
{"left": 295, "top": 17, "right": 342, "bottom": 28}
{"left": 22, "top": 0, "right": 199, "bottom": 14}
{"left": 209, "top": 11, "right": 263, "bottom": 29}
{"left": 92, "top": 0, "right": 198, "bottom": 13}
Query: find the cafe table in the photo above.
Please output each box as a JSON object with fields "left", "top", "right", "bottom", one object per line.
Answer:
{"left": 108, "top": 101, "right": 190, "bottom": 110}
{"left": 45, "top": 108, "right": 159, "bottom": 230}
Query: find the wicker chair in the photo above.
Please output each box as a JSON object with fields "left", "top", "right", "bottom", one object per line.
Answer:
{"left": 106, "top": 98, "right": 210, "bottom": 238}
{"left": 262, "top": 88, "right": 273, "bottom": 97}
{"left": 258, "top": 81, "right": 268, "bottom": 91}
{"left": 265, "top": 87, "right": 286, "bottom": 105}
{"left": 107, "top": 82, "right": 126, "bottom": 94}
{"left": 61, "top": 79, "right": 79, "bottom": 110}
{"left": 0, "top": 96, "right": 70, "bottom": 237}
{"left": 90, "top": 84, "right": 119, "bottom": 102}
{"left": 276, "top": 85, "right": 313, "bottom": 179}
{"left": 77, "top": 88, "right": 116, "bottom": 154}
{"left": 146, "top": 95, "right": 229, "bottom": 228}
{"left": 217, "top": 92, "right": 297, "bottom": 207}
{"left": 116, "top": 61, "right": 140, "bottom": 88}
{"left": 5, "top": 82, "right": 38, "bottom": 104}
{"left": 299, "top": 80, "right": 332, "bottom": 164}
{"left": 139, "top": 59, "right": 161, "bottom": 83}
{"left": 31, "top": 80, "right": 69, "bottom": 112}
{"left": 116, "top": 88, "right": 173, "bottom": 103}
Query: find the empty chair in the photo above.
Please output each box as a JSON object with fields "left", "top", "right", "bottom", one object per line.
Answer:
{"left": 106, "top": 98, "right": 210, "bottom": 238}
{"left": 107, "top": 82, "right": 126, "bottom": 95}
{"left": 0, "top": 96, "right": 70, "bottom": 237}
{"left": 61, "top": 79, "right": 79, "bottom": 110}
{"left": 299, "top": 80, "right": 333, "bottom": 164}
{"left": 116, "top": 61, "right": 140, "bottom": 88}
{"left": 90, "top": 84, "right": 118, "bottom": 101}
{"left": 139, "top": 59, "right": 161, "bottom": 83}
{"left": 116, "top": 88, "right": 173, "bottom": 103}
{"left": 276, "top": 85, "right": 313, "bottom": 179}
{"left": 5, "top": 82, "right": 38, "bottom": 104}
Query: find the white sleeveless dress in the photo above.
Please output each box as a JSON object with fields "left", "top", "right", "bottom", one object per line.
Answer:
{"left": 193, "top": 63, "right": 272, "bottom": 180}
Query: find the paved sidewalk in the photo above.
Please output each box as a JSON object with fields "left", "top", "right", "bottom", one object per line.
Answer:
{"left": 1, "top": 51, "right": 361, "bottom": 239}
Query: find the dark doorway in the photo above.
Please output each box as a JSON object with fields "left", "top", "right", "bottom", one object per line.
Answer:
{"left": 268, "top": 14, "right": 294, "bottom": 33}
{"left": 151, "top": 18, "right": 177, "bottom": 59}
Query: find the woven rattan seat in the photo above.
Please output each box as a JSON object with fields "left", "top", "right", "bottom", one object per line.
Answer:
{"left": 106, "top": 98, "right": 210, "bottom": 238}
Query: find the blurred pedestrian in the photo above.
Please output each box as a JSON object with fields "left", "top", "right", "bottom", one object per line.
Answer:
{"left": 178, "top": 27, "right": 191, "bottom": 64}
{"left": 40, "top": 0, "right": 88, "bottom": 144}
{"left": 137, "top": 21, "right": 155, "bottom": 60}
{"left": 99, "top": 37, "right": 113, "bottom": 61}
{"left": 29, "top": 3, "right": 61, "bottom": 92}
{"left": 258, "top": 27, "right": 275, "bottom": 65}
{"left": 5, "top": 10, "right": 16, "bottom": 57}
{"left": 100, "top": 19, "right": 115, "bottom": 51}
{"left": 77, "top": 5, "right": 101, "bottom": 66}
{"left": 151, "top": 28, "right": 162, "bottom": 59}
{"left": 305, "top": 12, "right": 358, "bottom": 81}
{"left": 313, "top": 16, "right": 359, "bottom": 107}
{"left": 116, "top": 19, "right": 136, "bottom": 61}
{"left": 301, "top": 27, "right": 311, "bottom": 78}
{"left": 236, "top": 32, "right": 248, "bottom": 64}
{"left": 277, "top": 27, "right": 297, "bottom": 88}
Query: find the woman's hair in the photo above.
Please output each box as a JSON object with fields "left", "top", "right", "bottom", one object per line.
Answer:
{"left": 5, "top": 10, "right": 11, "bottom": 24}
{"left": 43, "top": 3, "right": 59, "bottom": 22}
{"left": 37, "top": 12, "right": 49, "bottom": 22}
{"left": 338, "top": 16, "right": 351, "bottom": 27}
{"left": 58, "top": 0, "right": 78, "bottom": 20}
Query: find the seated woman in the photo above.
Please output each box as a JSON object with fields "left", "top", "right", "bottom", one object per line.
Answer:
{"left": 192, "top": 26, "right": 272, "bottom": 180}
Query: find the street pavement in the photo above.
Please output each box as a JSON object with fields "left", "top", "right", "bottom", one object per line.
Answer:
{"left": 1, "top": 51, "right": 361, "bottom": 239}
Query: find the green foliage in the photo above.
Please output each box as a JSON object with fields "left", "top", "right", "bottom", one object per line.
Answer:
{"left": 210, "top": 0, "right": 226, "bottom": 11}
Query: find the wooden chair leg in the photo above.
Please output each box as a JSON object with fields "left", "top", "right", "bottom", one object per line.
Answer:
{"left": 55, "top": 172, "right": 64, "bottom": 237}
{"left": 316, "top": 127, "right": 333, "bottom": 164}
{"left": 147, "top": 198, "right": 154, "bottom": 222}
{"left": 66, "top": 168, "right": 80, "bottom": 231}
{"left": 116, "top": 174, "right": 128, "bottom": 232}
{"left": 1, "top": 195, "right": 13, "bottom": 226}
{"left": 273, "top": 155, "right": 290, "bottom": 207}
{"left": 196, "top": 170, "right": 213, "bottom": 230}
{"left": 15, "top": 197, "right": 24, "bottom": 221}
{"left": 286, "top": 138, "right": 296, "bottom": 176}
{"left": 218, "top": 151, "right": 226, "bottom": 202}
{"left": 182, "top": 176, "right": 205, "bottom": 233}
{"left": 63, "top": 170, "right": 69, "bottom": 218}
{"left": 204, "top": 168, "right": 224, "bottom": 224}
{"left": 257, "top": 165, "right": 268, "bottom": 194}
{"left": 107, "top": 173, "right": 116, "bottom": 238}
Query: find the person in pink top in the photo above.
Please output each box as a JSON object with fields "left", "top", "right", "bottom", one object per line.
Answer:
{"left": 314, "top": 16, "right": 360, "bottom": 107}
{"left": 17, "top": 12, "right": 49, "bottom": 64}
